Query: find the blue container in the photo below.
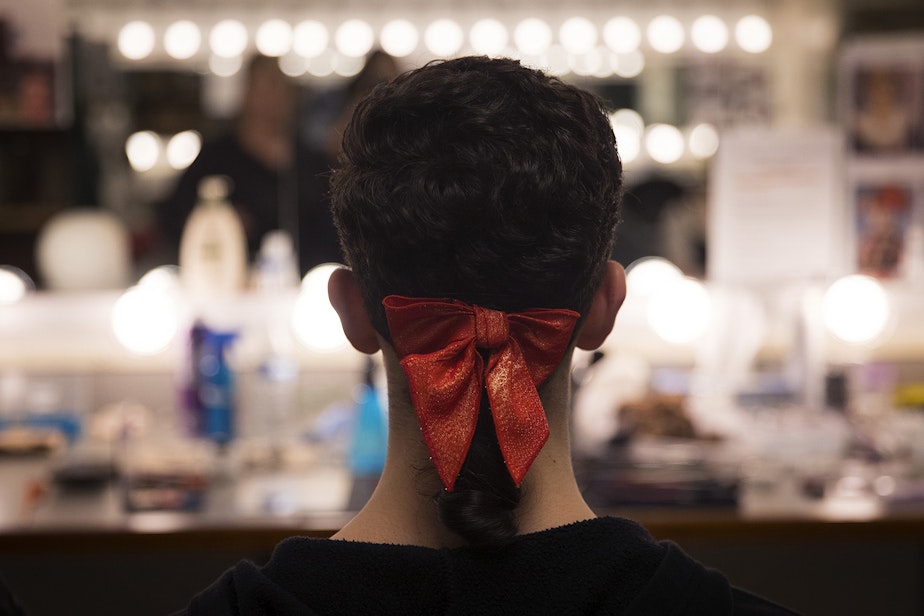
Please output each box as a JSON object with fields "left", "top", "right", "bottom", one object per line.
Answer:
{"left": 185, "top": 323, "right": 238, "bottom": 446}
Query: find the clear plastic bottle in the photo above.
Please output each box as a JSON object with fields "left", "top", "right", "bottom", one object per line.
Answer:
{"left": 254, "top": 230, "right": 300, "bottom": 292}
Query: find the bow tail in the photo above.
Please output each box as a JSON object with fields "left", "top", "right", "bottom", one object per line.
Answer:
{"left": 400, "top": 349, "right": 483, "bottom": 491}
{"left": 484, "top": 345, "right": 551, "bottom": 487}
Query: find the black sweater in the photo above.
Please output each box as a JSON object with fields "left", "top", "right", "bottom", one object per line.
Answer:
{"left": 177, "top": 517, "right": 799, "bottom": 615}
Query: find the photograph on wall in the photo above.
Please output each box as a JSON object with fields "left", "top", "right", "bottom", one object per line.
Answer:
{"left": 0, "top": 19, "right": 60, "bottom": 128}
{"left": 849, "top": 65, "right": 921, "bottom": 156}
{"left": 854, "top": 182, "right": 914, "bottom": 278}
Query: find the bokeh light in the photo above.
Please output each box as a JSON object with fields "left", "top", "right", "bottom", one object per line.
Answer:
{"left": 648, "top": 277, "right": 711, "bottom": 344}
{"left": 691, "top": 15, "right": 728, "bottom": 53}
{"left": 293, "top": 20, "right": 329, "bottom": 58}
{"left": 626, "top": 257, "right": 683, "bottom": 297}
{"left": 166, "top": 131, "right": 202, "bottom": 170}
{"left": 425, "top": 19, "right": 464, "bottom": 57}
{"left": 255, "top": 19, "right": 293, "bottom": 57}
{"left": 736, "top": 15, "right": 773, "bottom": 53}
{"left": 125, "top": 131, "right": 161, "bottom": 172}
{"left": 118, "top": 21, "right": 156, "bottom": 60}
{"left": 164, "top": 21, "right": 201, "bottom": 60}
{"left": 209, "top": 54, "right": 243, "bottom": 76}
{"left": 0, "top": 266, "right": 33, "bottom": 305}
{"left": 380, "top": 19, "right": 419, "bottom": 57}
{"left": 647, "top": 15, "right": 684, "bottom": 54}
{"left": 824, "top": 275, "right": 890, "bottom": 344}
{"left": 514, "top": 18, "right": 552, "bottom": 56}
{"left": 335, "top": 19, "right": 374, "bottom": 58}
{"left": 645, "top": 124, "right": 685, "bottom": 164}
{"left": 689, "top": 123, "right": 720, "bottom": 159}
{"left": 112, "top": 285, "right": 179, "bottom": 355}
{"left": 559, "top": 17, "right": 597, "bottom": 55}
{"left": 209, "top": 19, "right": 248, "bottom": 58}
{"left": 470, "top": 18, "right": 509, "bottom": 56}
{"left": 292, "top": 264, "right": 350, "bottom": 353}
{"left": 603, "top": 17, "right": 641, "bottom": 54}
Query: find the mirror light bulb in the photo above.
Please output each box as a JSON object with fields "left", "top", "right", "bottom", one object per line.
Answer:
{"left": 380, "top": 19, "right": 419, "bottom": 57}
{"left": 209, "top": 54, "right": 243, "bottom": 77}
{"left": 166, "top": 130, "right": 201, "bottom": 170}
{"left": 0, "top": 266, "right": 33, "bottom": 305}
{"left": 470, "top": 19, "right": 508, "bottom": 56}
{"left": 425, "top": 19, "right": 464, "bottom": 57}
{"left": 164, "top": 21, "right": 201, "bottom": 60}
{"left": 307, "top": 50, "right": 335, "bottom": 77}
{"left": 256, "top": 19, "right": 293, "bottom": 57}
{"left": 138, "top": 265, "right": 181, "bottom": 293}
{"left": 279, "top": 54, "right": 307, "bottom": 77}
{"left": 544, "top": 45, "right": 572, "bottom": 76}
{"left": 570, "top": 47, "right": 606, "bottom": 77}
{"left": 691, "top": 15, "right": 728, "bottom": 54}
{"left": 293, "top": 21, "right": 329, "bottom": 58}
{"left": 689, "top": 123, "right": 720, "bottom": 159}
{"left": 824, "top": 275, "right": 890, "bottom": 344}
{"left": 610, "top": 109, "right": 645, "bottom": 164}
{"left": 647, "top": 277, "right": 711, "bottom": 344}
{"left": 514, "top": 18, "right": 552, "bottom": 56}
{"left": 736, "top": 16, "right": 772, "bottom": 53}
{"left": 612, "top": 125, "right": 640, "bottom": 163}
{"left": 626, "top": 257, "right": 683, "bottom": 297}
{"left": 112, "top": 285, "right": 179, "bottom": 355}
{"left": 333, "top": 53, "right": 364, "bottom": 77}
{"left": 292, "top": 264, "right": 349, "bottom": 353}
{"left": 613, "top": 50, "right": 645, "bottom": 78}
{"left": 645, "top": 124, "right": 685, "bottom": 164}
{"left": 603, "top": 17, "right": 641, "bottom": 54}
{"left": 118, "top": 21, "right": 156, "bottom": 60}
{"left": 210, "top": 19, "right": 248, "bottom": 58}
{"left": 610, "top": 108, "right": 644, "bottom": 133}
{"left": 559, "top": 17, "right": 597, "bottom": 55}
{"left": 647, "top": 15, "right": 684, "bottom": 54}
{"left": 125, "top": 131, "right": 161, "bottom": 173}
{"left": 335, "top": 19, "right": 374, "bottom": 58}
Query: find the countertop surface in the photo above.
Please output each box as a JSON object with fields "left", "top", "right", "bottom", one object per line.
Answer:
{"left": 4, "top": 452, "right": 924, "bottom": 549}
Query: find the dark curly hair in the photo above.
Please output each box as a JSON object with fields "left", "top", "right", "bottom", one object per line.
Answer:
{"left": 330, "top": 56, "right": 622, "bottom": 546}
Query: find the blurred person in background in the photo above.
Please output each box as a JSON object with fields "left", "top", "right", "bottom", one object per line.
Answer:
{"left": 158, "top": 54, "right": 340, "bottom": 275}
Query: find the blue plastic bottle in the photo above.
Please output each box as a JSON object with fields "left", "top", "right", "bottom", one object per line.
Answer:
{"left": 346, "top": 360, "right": 388, "bottom": 510}
{"left": 348, "top": 381, "right": 388, "bottom": 476}
{"left": 187, "top": 323, "right": 238, "bottom": 447}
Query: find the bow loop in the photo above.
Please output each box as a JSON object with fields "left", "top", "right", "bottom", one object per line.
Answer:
{"left": 383, "top": 295, "right": 579, "bottom": 491}
{"left": 473, "top": 306, "right": 509, "bottom": 350}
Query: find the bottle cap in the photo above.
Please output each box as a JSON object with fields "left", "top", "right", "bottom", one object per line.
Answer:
{"left": 198, "top": 175, "right": 232, "bottom": 201}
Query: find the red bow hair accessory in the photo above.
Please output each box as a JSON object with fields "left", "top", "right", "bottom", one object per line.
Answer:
{"left": 382, "top": 295, "right": 579, "bottom": 491}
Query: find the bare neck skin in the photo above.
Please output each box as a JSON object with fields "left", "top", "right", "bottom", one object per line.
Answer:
{"left": 331, "top": 345, "right": 596, "bottom": 549}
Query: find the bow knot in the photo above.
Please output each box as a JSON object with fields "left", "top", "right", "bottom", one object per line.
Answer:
{"left": 474, "top": 306, "right": 509, "bottom": 350}
{"left": 383, "top": 295, "right": 579, "bottom": 491}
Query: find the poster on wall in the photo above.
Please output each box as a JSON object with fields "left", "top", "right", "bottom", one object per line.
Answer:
{"left": 708, "top": 127, "right": 845, "bottom": 286}
{"left": 840, "top": 36, "right": 924, "bottom": 280}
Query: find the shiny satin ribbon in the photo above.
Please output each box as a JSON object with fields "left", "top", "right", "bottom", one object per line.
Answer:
{"left": 382, "top": 295, "right": 579, "bottom": 491}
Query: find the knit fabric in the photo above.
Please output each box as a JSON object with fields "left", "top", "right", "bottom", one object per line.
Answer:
{"left": 178, "top": 517, "right": 799, "bottom": 615}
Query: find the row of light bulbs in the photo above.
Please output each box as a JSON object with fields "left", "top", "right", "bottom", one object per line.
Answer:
{"left": 122, "top": 113, "right": 719, "bottom": 175}
{"left": 624, "top": 258, "right": 892, "bottom": 346}
{"left": 116, "top": 13, "right": 773, "bottom": 75}
{"left": 0, "top": 260, "right": 885, "bottom": 352}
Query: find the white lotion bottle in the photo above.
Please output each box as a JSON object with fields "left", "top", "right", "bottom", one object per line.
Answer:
{"left": 179, "top": 175, "right": 248, "bottom": 299}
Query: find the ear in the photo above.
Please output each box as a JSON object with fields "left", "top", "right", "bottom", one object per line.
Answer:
{"left": 575, "top": 260, "right": 626, "bottom": 350}
{"left": 328, "top": 267, "right": 381, "bottom": 354}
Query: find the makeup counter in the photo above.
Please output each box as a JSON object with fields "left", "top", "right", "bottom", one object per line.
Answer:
{"left": 0, "top": 277, "right": 923, "bottom": 615}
